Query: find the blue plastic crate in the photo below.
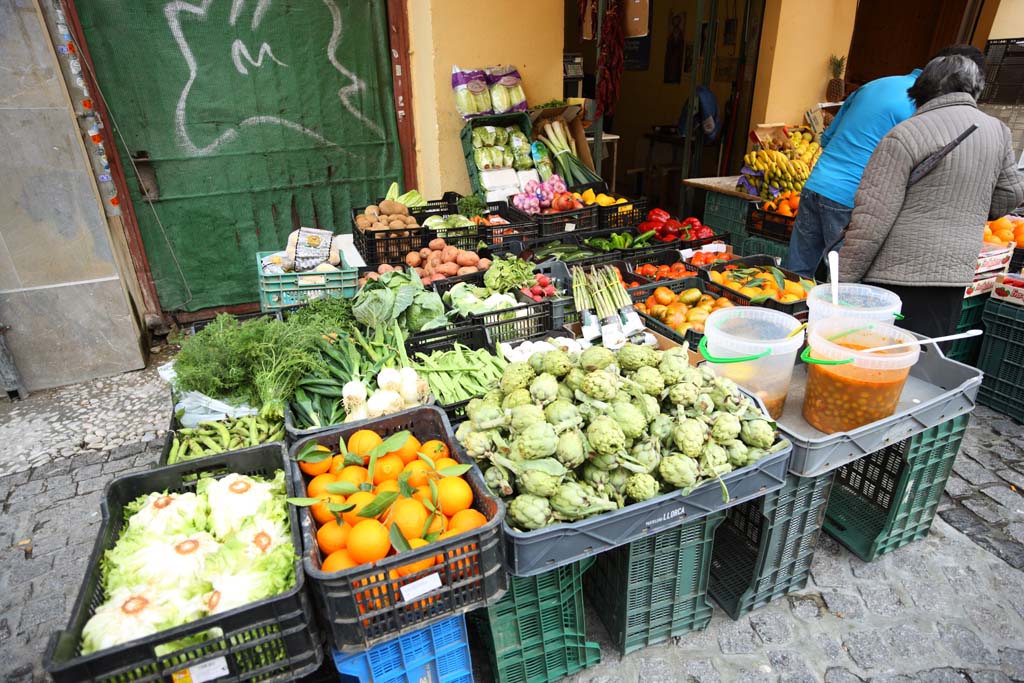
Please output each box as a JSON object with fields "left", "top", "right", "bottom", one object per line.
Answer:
{"left": 332, "top": 615, "right": 473, "bottom": 683}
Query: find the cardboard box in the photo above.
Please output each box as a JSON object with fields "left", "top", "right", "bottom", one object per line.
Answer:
{"left": 991, "top": 273, "right": 1024, "bottom": 307}
{"left": 529, "top": 105, "right": 597, "bottom": 173}
{"left": 624, "top": 0, "right": 650, "bottom": 37}
{"left": 976, "top": 241, "right": 1015, "bottom": 275}
{"left": 965, "top": 273, "right": 999, "bottom": 298}
{"left": 680, "top": 241, "right": 732, "bottom": 260}
{"left": 563, "top": 321, "right": 703, "bottom": 365}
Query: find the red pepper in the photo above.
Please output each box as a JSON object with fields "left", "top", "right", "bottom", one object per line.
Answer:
{"left": 694, "top": 225, "right": 714, "bottom": 239}
{"left": 660, "top": 234, "right": 678, "bottom": 242}
{"left": 637, "top": 221, "right": 661, "bottom": 233}
{"left": 647, "top": 208, "right": 670, "bottom": 224}
{"left": 681, "top": 217, "right": 702, "bottom": 228}
{"left": 662, "top": 222, "right": 681, "bottom": 238}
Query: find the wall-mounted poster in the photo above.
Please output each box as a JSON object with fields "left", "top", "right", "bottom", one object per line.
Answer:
{"left": 624, "top": 0, "right": 653, "bottom": 70}
{"left": 625, "top": 35, "right": 652, "bottom": 70}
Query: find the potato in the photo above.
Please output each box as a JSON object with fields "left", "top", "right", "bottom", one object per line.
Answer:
{"left": 429, "top": 273, "right": 447, "bottom": 283}
{"left": 405, "top": 252, "right": 422, "bottom": 268}
{"left": 423, "top": 262, "right": 434, "bottom": 275}
{"left": 403, "top": 215, "right": 418, "bottom": 226}
{"left": 365, "top": 271, "right": 380, "bottom": 281}
{"left": 456, "top": 266, "right": 479, "bottom": 276}
{"left": 388, "top": 219, "right": 406, "bottom": 230}
{"left": 427, "top": 251, "right": 443, "bottom": 267}
{"left": 419, "top": 248, "right": 432, "bottom": 260}
{"left": 371, "top": 221, "right": 387, "bottom": 230}
{"left": 456, "top": 251, "right": 479, "bottom": 267}
{"left": 477, "top": 258, "right": 492, "bottom": 270}
{"left": 429, "top": 238, "right": 446, "bottom": 251}
{"left": 437, "top": 262, "right": 459, "bottom": 276}
{"left": 413, "top": 267, "right": 425, "bottom": 277}
{"left": 364, "top": 204, "right": 380, "bottom": 218}
{"left": 441, "top": 246, "right": 460, "bottom": 263}
{"left": 355, "top": 215, "right": 371, "bottom": 229}
{"left": 378, "top": 264, "right": 394, "bottom": 274}
{"left": 378, "top": 200, "right": 408, "bottom": 216}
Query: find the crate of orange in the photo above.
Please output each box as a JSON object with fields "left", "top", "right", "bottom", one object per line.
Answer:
{"left": 289, "top": 405, "right": 505, "bottom": 651}
{"left": 702, "top": 255, "right": 816, "bottom": 317}
{"left": 748, "top": 193, "right": 799, "bottom": 243}
{"left": 630, "top": 277, "right": 737, "bottom": 347}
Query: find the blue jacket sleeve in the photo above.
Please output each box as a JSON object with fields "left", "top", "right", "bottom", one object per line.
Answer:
{"left": 821, "top": 89, "right": 859, "bottom": 149}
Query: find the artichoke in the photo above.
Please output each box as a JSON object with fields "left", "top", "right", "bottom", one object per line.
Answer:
{"left": 500, "top": 362, "right": 536, "bottom": 395}
{"left": 502, "top": 388, "right": 533, "bottom": 411}
{"left": 632, "top": 366, "right": 665, "bottom": 396}
{"left": 529, "top": 373, "right": 560, "bottom": 406}
{"left": 508, "top": 494, "right": 555, "bottom": 530}
{"left": 515, "top": 459, "right": 568, "bottom": 497}
{"left": 625, "top": 472, "right": 660, "bottom": 502}
{"left": 611, "top": 401, "right": 648, "bottom": 440}
{"left": 589, "top": 450, "right": 621, "bottom": 471}
{"left": 616, "top": 343, "right": 661, "bottom": 371}
{"left": 549, "top": 481, "right": 618, "bottom": 520}
{"left": 668, "top": 382, "right": 700, "bottom": 409}
{"left": 607, "top": 466, "right": 632, "bottom": 501}
{"left": 721, "top": 439, "right": 750, "bottom": 468}
{"left": 515, "top": 422, "right": 559, "bottom": 459}
{"left": 542, "top": 350, "right": 572, "bottom": 378}
{"left": 638, "top": 393, "right": 661, "bottom": 420}
{"left": 529, "top": 351, "right": 548, "bottom": 374}
{"left": 739, "top": 419, "right": 775, "bottom": 449}
{"left": 659, "top": 452, "right": 699, "bottom": 489}
{"left": 557, "top": 382, "right": 575, "bottom": 401}
{"left": 510, "top": 403, "right": 546, "bottom": 432}
{"left": 555, "top": 429, "right": 588, "bottom": 469}
{"left": 467, "top": 397, "right": 507, "bottom": 430}
{"left": 460, "top": 428, "right": 494, "bottom": 460}
{"left": 544, "top": 399, "right": 582, "bottom": 434}
{"left": 649, "top": 414, "right": 675, "bottom": 443}
{"left": 581, "top": 461, "right": 612, "bottom": 493}
{"left": 580, "top": 345, "right": 616, "bottom": 372}
{"left": 587, "top": 415, "right": 626, "bottom": 457}
{"left": 630, "top": 438, "right": 662, "bottom": 473}
{"left": 679, "top": 365, "right": 705, "bottom": 386}
{"left": 672, "top": 418, "right": 708, "bottom": 458}
{"left": 564, "top": 367, "right": 587, "bottom": 392}
{"left": 484, "top": 464, "right": 515, "bottom": 497}
{"left": 711, "top": 411, "right": 742, "bottom": 442}
{"left": 658, "top": 353, "right": 691, "bottom": 385}
{"left": 692, "top": 393, "right": 716, "bottom": 415}
{"left": 699, "top": 442, "right": 732, "bottom": 477}
{"left": 484, "top": 388, "right": 504, "bottom": 404}
{"left": 580, "top": 370, "right": 619, "bottom": 402}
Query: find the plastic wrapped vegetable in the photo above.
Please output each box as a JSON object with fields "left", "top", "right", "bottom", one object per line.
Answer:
{"left": 485, "top": 65, "right": 527, "bottom": 114}
{"left": 532, "top": 141, "right": 555, "bottom": 180}
{"left": 493, "top": 126, "right": 510, "bottom": 147}
{"left": 452, "top": 66, "right": 492, "bottom": 120}
{"left": 472, "top": 126, "right": 498, "bottom": 149}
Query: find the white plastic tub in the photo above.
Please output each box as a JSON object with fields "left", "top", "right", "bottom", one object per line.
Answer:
{"left": 806, "top": 283, "right": 902, "bottom": 326}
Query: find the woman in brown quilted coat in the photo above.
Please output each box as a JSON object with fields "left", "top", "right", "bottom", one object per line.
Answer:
{"left": 839, "top": 54, "right": 1024, "bottom": 337}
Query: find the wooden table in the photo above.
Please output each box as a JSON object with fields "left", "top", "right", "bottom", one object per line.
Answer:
{"left": 683, "top": 176, "right": 760, "bottom": 201}
{"left": 586, "top": 133, "right": 621, "bottom": 192}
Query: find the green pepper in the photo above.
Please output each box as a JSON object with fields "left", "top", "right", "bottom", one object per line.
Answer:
{"left": 632, "top": 230, "right": 655, "bottom": 247}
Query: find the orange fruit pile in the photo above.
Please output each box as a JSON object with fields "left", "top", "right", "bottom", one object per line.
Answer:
{"left": 984, "top": 215, "right": 1023, "bottom": 248}
{"left": 708, "top": 266, "right": 814, "bottom": 304}
{"left": 295, "top": 429, "right": 487, "bottom": 590}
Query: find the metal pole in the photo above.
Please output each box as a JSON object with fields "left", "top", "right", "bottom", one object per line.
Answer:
{"left": 590, "top": 0, "right": 607, "bottom": 175}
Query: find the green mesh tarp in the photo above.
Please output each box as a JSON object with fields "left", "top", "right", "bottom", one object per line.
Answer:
{"left": 78, "top": 1, "right": 402, "bottom": 311}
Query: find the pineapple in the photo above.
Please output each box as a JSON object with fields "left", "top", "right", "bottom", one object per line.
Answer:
{"left": 827, "top": 54, "right": 846, "bottom": 102}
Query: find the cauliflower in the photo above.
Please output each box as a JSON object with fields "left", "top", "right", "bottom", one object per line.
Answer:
{"left": 510, "top": 403, "right": 546, "bottom": 432}
{"left": 587, "top": 415, "right": 627, "bottom": 457}
{"left": 484, "top": 464, "right": 515, "bottom": 497}
{"left": 564, "top": 367, "right": 587, "bottom": 392}
{"left": 630, "top": 438, "right": 662, "bottom": 473}
{"left": 508, "top": 494, "right": 554, "bottom": 530}
{"left": 711, "top": 412, "right": 742, "bottom": 442}
{"left": 739, "top": 419, "right": 775, "bottom": 449}
{"left": 632, "top": 366, "right": 665, "bottom": 396}
{"left": 549, "top": 481, "right": 618, "bottom": 520}
{"left": 611, "top": 401, "right": 647, "bottom": 440}
{"left": 721, "top": 439, "right": 750, "bottom": 468}
{"left": 672, "top": 418, "right": 708, "bottom": 457}
{"left": 500, "top": 362, "right": 536, "bottom": 395}
{"left": 542, "top": 350, "right": 572, "bottom": 378}
{"left": 668, "top": 382, "right": 700, "bottom": 409}
{"left": 699, "top": 442, "right": 732, "bottom": 478}
{"left": 502, "top": 388, "right": 533, "bottom": 411}
{"left": 529, "top": 351, "right": 548, "bottom": 374}
{"left": 580, "top": 345, "right": 616, "bottom": 372}
{"left": 580, "top": 370, "right": 619, "bottom": 402}
{"left": 467, "top": 397, "right": 507, "bottom": 430}
{"left": 544, "top": 399, "right": 582, "bottom": 434}
{"left": 615, "top": 343, "right": 661, "bottom": 372}
{"left": 625, "top": 472, "right": 660, "bottom": 502}
{"left": 658, "top": 354, "right": 691, "bottom": 385}
{"left": 555, "top": 429, "right": 587, "bottom": 469}
{"left": 529, "top": 373, "right": 560, "bottom": 405}
{"left": 515, "top": 421, "right": 559, "bottom": 459}
{"left": 659, "top": 453, "right": 699, "bottom": 489}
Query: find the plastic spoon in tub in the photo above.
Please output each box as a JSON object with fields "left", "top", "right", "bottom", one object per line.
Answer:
{"left": 862, "top": 328, "right": 983, "bottom": 353}
{"left": 828, "top": 251, "right": 839, "bottom": 306}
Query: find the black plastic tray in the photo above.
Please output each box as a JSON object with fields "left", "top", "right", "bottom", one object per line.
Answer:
{"left": 289, "top": 406, "right": 507, "bottom": 651}
{"left": 406, "top": 325, "right": 496, "bottom": 424}
{"left": 629, "top": 276, "right": 712, "bottom": 349}
{"left": 535, "top": 204, "right": 599, "bottom": 236}
{"left": 700, "top": 255, "right": 814, "bottom": 317}
{"left": 596, "top": 194, "right": 648, "bottom": 231}
{"left": 44, "top": 445, "right": 321, "bottom": 683}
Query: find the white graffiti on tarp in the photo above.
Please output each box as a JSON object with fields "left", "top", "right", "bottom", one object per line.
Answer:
{"left": 165, "top": 0, "right": 379, "bottom": 156}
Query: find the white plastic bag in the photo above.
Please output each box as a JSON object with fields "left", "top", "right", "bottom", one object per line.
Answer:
{"left": 158, "top": 361, "right": 259, "bottom": 427}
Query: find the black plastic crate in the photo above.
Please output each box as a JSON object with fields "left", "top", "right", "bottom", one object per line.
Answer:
{"left": 701, "top": 255, "right": 814, "bottom": 317}
{"left": 45, "top": 446, "right": 322, "bottom": 683}
{"left": 513, "top": 261, "right": 579, "bottom": 329}
{"left": 629, "top": 276, "right": 711, "bottom": 348}
{"left": 596, "top": 194, "right": 648, "bottom": 231}
{"left": 479, "top": 300, "right": 554, "bottom": 345}
{"left": 535, "top": 204, "right": 599, "bottom": 236}
{"left": 289, "top": 407, "right": 507, "bottom": 651}
{"left": 406, "top": 325, "right": 495, "bottom": 424}
{"left": 710, "top": 471, "right": 835, "bottom": 619}
{"left": 413, "top": 201, "right": 539, "bottom": 252}
{"left": 352, "top": 218, "right": 431, "bottom": 270}
{"left": 747, "top": 204, "right": 795, "bottom": 244}
{"left": 1010, "top": 247, "right": 1023, "bottom": 274}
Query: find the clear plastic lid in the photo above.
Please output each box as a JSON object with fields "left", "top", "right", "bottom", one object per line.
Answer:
{"left": 807, "top": 284, "right": 902, "bottom": 323}
{"left": 805, "top": 316, "right": 920, "bottom": 370}
{"left": 704, "top": 307, "right": 804, "bottom": 359}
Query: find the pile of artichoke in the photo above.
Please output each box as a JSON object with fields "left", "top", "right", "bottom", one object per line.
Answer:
{"left": 454, "top": 341, "right": 788, "bottom": 531}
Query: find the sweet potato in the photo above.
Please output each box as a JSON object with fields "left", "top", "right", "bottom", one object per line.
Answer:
{"left": 456, "top": 266, "right": 479, "bottom": 276}
{"left": 405, "top": 252, "right": 422, "bottom": 268}
{"left": 477, "top": 258, "right": 492, "bottom": 270}
{"left": 419, "top": 247, "right": 432, "bottom": 260}
{"left": 378, "top": 264, "right": 394, "bottom": 274}
{"left": 437, "top": 262, "right": 459, "bottom": 276}
{"left": 429, "top": 238, "right": 446, "bottom": 251}
{"left": 441, "top": 246, "right": 460, "bottom": 263}
{"left": 456, "top": 251, "right": 479, "bottom": 267}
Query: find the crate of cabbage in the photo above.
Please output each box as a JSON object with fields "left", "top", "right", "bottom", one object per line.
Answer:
{"left": 44, "top": 445, "right": 322, "bottom": 683}
{"left": 454, "top": 342, "right": 792, "bottom": 577}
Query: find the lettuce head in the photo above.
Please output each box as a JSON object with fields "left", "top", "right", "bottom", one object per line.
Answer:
{"left": 199, "top": 472, "right": 284, "bottom": 540}
{"left": 104, "top": 531, "right": 220, "bottom": 593}
{"left": 82, "top": 584, "right": 205, "bottom": 654}
{"left": 124, "top": 491, "right": 207, "bottom": 537}
{"left": 200, "top": 540, "right": 295, "bottom": 615}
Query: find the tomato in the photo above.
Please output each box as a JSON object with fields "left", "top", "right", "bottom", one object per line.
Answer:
{"left": 648, "top": 304, "right": 668, "bottom": 320}
{"left": 664, "top": 311, "right": 687, "bottom": 328}
{"left": 653, "top": 286, "right": 676, "bottom": 306}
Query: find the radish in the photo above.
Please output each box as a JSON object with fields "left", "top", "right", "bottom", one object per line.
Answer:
{"left": 531, "top": 285, "right": 543, "bottom": 296}
{"left": 543, "top": 285, "right": 557, "bottom": 297}
{"left": 536, "top": 275, "right": 551, "bottom": 287}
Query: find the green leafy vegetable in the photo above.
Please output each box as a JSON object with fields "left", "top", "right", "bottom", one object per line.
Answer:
{"left": 483, "top": 254, "right": 536, "bottom": 293}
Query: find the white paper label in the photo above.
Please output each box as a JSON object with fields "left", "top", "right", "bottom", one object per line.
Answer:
{"left": 337, "top": 234, "right": 366, "bottom": 268}
{"left": 564, "top": 222, "right": 576, "bottom": 232}
{"left": 400, "top": 572, "right": 442, "bottom": 602}
{"left": 173, "top": 657, "right": 229, "bottom": 683}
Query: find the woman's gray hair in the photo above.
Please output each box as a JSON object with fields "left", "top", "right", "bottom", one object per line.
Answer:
{"left": 907, "top": 55, "right": 985, "bottom": 106}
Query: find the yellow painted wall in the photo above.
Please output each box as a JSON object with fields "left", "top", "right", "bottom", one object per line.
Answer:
{"left": 750, "top": 0, "right": 858, "bottom": 127}
{"left": 407, "top": 0, "right": 564, "bottom": 198}
{"left": 989, "top": 0, "right": 1024, "bottom": 39}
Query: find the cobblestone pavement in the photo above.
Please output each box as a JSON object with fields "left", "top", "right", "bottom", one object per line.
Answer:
{"left": 0, "top": 378, "right": 1021, "bottom": 682}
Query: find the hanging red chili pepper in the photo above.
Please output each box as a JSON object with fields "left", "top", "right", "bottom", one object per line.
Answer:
{"left": 595, "top": 0, "right": 625, "bottom": 118}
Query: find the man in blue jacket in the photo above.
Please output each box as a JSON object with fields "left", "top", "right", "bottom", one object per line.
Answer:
{"left": 782, "top": 45, "right": 985, "bottom": 277}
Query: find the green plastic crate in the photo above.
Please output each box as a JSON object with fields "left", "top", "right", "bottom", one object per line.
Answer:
{"left": 946, "top": 294, "right": 988, "bottom": 364}
{"left": 460, "top": 113, "right": 533, "bottom": 196}
{"left": 472, "top": 559, "right": 601, "bottom": 683}
{"left": 703, "top": 191, "right": 753, "bottom": 240}
{"left": 709, "top": 472, "right": 835, "bottom": 620}
{"left": 584, "top": 513, "right": 724, "bottom": 654}
{"left": 256, "top": 252, "right": 357, "bottom": 312}
{"left": 740, "top": 236, "right": 790, "bottom": 260}
{"left": 977, "top": 298, "right": 1024, "bottom": 419}
{"left": 823, "top": 414, "right": 971, "bottom": 562}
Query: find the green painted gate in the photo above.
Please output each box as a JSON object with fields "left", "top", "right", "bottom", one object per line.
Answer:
{"left": 78, "top": 1, "right": 402, "bottom": 311}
